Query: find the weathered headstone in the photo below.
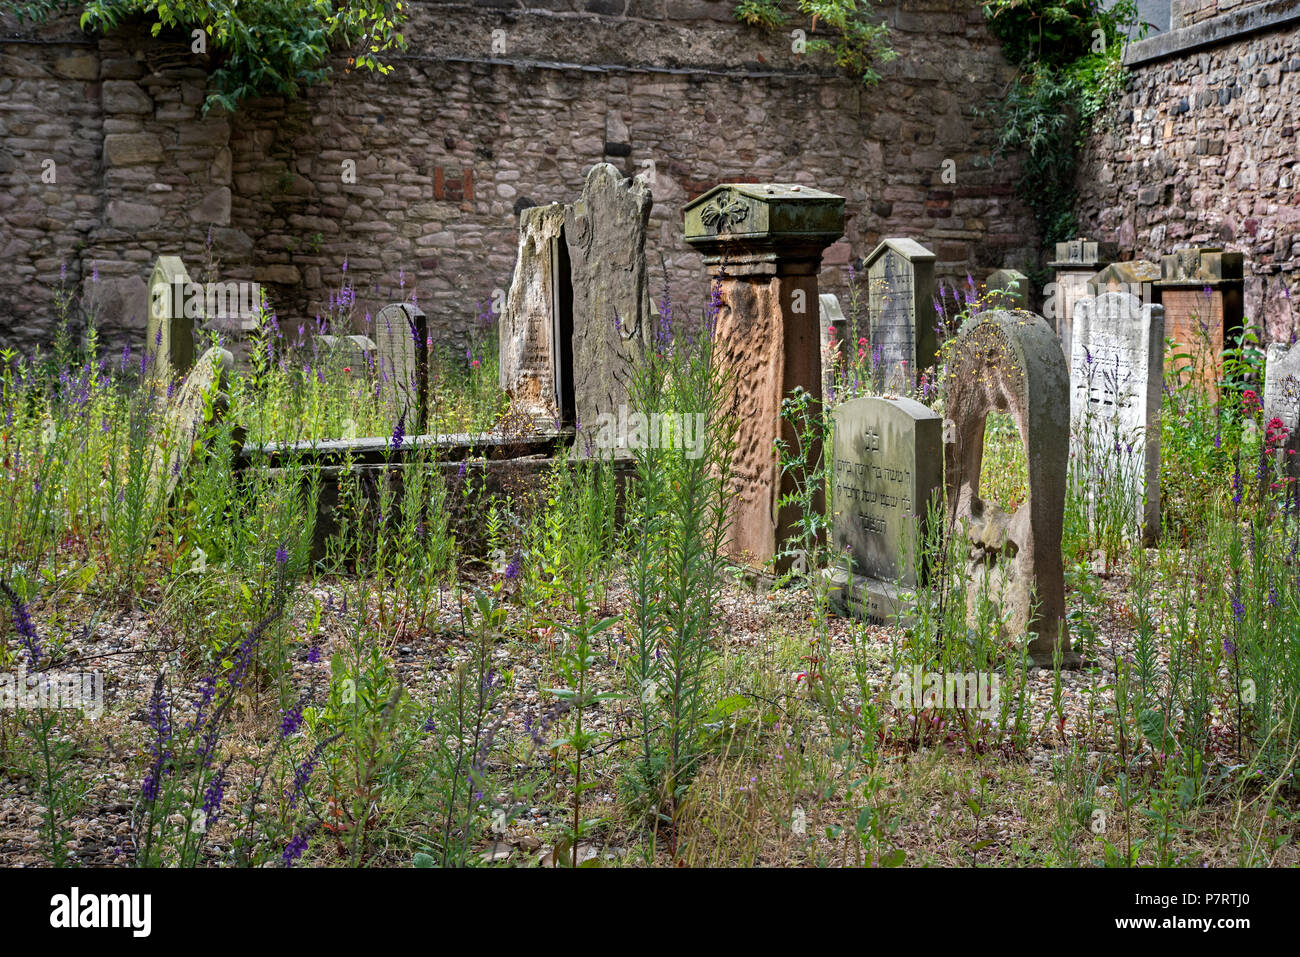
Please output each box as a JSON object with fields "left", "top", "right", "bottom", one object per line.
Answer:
{"left": 500, "top": 202, "right": 570, "bottom": 426}
{"left": 375, "top": 301, "right": 428, "bottom": 431}
{"left": 944, "top": 309, "right": 1077, "bottom": 667}
{"left": 146, "top": 255, "right": 196, "bottom": 381}
{"left": 566, "top": 164, "right": 651, "bottom": 439}
{"left": 152, "top": 346, "right": 235, "bottom": 504}
{"left": 1070, "top": 291, "right": 1164, "bottom": 542}
{"left": 1048, "top": 239, "right": 1111, "bottom": 358}
{"left": 1263, "top": 343, "right": 1300, "bottom": 485}
{"left": 684, "top": 182, "right": 844, "bottom": 570}
{"left": 986, "top": 268, "right": 1029, "bottom": 311}
{"left": 819, "top": 293, "right": 848, "bottom": 401}
{"left": 825, "top": 395, "right": 942, "bottom": 623}
{"left": 1153, "top": 247, "right": 1244, "bottom": 393}
{"left": 865, "top": 238, "right": 937, "bottom": 391}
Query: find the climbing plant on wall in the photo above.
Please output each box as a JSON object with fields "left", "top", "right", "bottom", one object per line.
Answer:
{"left": 7, "top": 0, "right": 409, "bottom": 114}
{"left": 982, "top": 0, "right": 1144, "bottom": 248}
{"left": 734, "top": 0, "right": 897, "bottom": 85}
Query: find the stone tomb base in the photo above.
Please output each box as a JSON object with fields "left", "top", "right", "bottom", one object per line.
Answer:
{"left": 823, "top": 565, "right": 916, "bottom": 627}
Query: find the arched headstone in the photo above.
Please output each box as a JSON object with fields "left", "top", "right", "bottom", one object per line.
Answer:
{"left": 375, "top": 301, "right": 428, "bottom": 431}
{"left": 865, "top": 238, "right": 937, "bottom": 391}
{"left": 943, "top": 309, "right": 1077, "bottom": 667}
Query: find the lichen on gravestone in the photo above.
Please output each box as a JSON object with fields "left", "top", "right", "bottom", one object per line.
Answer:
{"left": 565, "top": 164, "right": 652, "bottom": 441}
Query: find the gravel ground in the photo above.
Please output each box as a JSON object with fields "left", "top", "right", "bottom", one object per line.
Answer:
{"left": 0, "top": 561, "right": 1287, "bottom": 867}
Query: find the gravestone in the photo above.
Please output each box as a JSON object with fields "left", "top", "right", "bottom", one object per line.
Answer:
{"left": 865, "top": 238, "right": 937, "bottom": 391}
{"left": 500, "top": 202, "right": 570, "bottom": 426}
{"left": 1263, "top": 343, "right": 1300, "bottom": 485}
{"left": 1153, "top": 247, "right": 1244, "bottom": 394}
{"left": 146, "top": 255, "right": 196, "bottom": 381}
{"left": 152, "top": 346, "right": 235, "bottom": 504}
{"left": 1048, "top": 239, "right": 1111, "bottom": 358}
{"left": 566, "top": 164, "right": 652, "bottom": 440}
{"left": 375, "top": 302, "right": 429, "bottom": 432}
{"left": 944, "top": 309, "right": 1077, "bottom": 667}
{"left": 986, "top": 269, "right": 1029, "bottom": 310}
{"left": 819, "top": 293, "right": 849, "bottom": 401}
{"left": 825, "top": 395, "right": 942, "bottom": 623}
{"left": 683, "top": 182, "right": 844, "bottom": 570}
{"left": 1070, "top": 291, "right": 1164, "bottom": 542}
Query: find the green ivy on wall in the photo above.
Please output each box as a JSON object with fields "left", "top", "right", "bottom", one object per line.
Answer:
{"left": 6, "top": 0, "right": 409, "bottom": 114}
{"left": 734, "top": 0, "right": 897, "bottom": 85}
{"left": 982, "top": 0, "right": 1144, "bottom": 248}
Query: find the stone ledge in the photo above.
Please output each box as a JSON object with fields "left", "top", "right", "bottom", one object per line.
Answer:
{"left": 1124, "top": 0, "right": 1300, "bottom": 65}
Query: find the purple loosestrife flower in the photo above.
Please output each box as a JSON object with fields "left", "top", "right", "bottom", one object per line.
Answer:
{"left": 202, "top": 761, "right": 230, "bottom": 826}
{"left": 390, "top": 412, "right": 406, "bottom": 453}
{"left": 283, "top": 832, "right": 309, "bottom": 867}
{"left": 279, "top": 706, "right": 303, "bottom": 738}
{"left": 142, "top": 674, "right": 173, "bottom": 802}
{"left": 2, "top": 580, "right": 41, "bottom": 665}
{"left": 705, "top": 279, "right": 723, "bottom": 336}
{"left": 286, "top": 743, "right": 326, "bottom": 809}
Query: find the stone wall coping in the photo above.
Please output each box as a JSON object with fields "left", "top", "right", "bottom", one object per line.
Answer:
{"left": 1124, "top": 0, "right": 1300, "bottom": 65}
